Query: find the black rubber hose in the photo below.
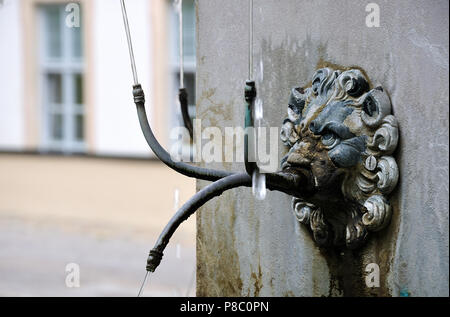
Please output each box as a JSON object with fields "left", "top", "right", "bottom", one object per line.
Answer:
{"left": 133, "top": 84, "right": 311, "bottom": 194}
{"left": 146, "top": 172, "right": 252, "bottom": 272}
{"left": 133, "top": 84, "right": 232, "bottom": 182}
{"left": 145, "top": 170, "right": 314, "bottom": 272}
{"left": 178, "top": 88, "right": 193, "bottom": 141}
{"left": 134, "top": 83, "right": 314, "bottom": 273}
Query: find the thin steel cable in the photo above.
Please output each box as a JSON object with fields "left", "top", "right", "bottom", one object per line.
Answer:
{"left": 179, "top": 0, "right": 184, "bottom": 89}
{"left": 120, "top": 0, "right": 139, "bottom": 85}
{"left": 248, "top": 0, "right": 253, "bottom": 80}
{"left": 185, "top": 266, "right": 196, "bottom": 297}
{"left": 137, "top": 271, "right": 149, "bottom": 297}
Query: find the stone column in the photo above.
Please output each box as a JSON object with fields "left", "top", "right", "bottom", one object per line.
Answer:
{"left": 196, "top": 0, "right": 449, "bottom": 297}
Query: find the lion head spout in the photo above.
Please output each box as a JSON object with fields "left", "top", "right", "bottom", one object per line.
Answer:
{"left": 280, "top": 67, "right": 399, "bottom": 249}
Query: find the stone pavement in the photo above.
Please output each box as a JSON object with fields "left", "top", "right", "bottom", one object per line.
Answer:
{"left": 0, "top": 154, "right": 196, "bottom": 296}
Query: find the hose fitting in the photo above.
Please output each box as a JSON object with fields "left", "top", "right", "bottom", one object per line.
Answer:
{"left": 146, "top": 249, "right": 163, "bottom": 272}
{"left": 133, "top": 84, "right": 145, "bottom": 104}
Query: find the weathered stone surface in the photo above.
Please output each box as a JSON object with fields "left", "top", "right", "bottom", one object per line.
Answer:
{"left": 196, "top": 0, "right": 449, "bottom": 296}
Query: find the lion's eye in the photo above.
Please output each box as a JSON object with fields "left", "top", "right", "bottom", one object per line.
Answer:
{"left": 321, "top": 132, "right": 340, "bottom": 149}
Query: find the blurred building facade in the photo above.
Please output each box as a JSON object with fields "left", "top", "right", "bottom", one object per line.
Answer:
{"left": 0, "top": 0, "right": 195, "bottom": 157}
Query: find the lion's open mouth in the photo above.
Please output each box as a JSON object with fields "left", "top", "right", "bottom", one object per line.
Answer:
{"left": 281, "top": 159, "right": 317, "bottom": 194}
{"left": 281, "top": 156, "right": 345, "bottom": 195}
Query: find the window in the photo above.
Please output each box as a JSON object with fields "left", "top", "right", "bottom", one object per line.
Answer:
{"left": 38, "top": 4, "right": 85, "bottom": 153}
{"left": 169, "top": 0, "right": 196, "bottom": 143}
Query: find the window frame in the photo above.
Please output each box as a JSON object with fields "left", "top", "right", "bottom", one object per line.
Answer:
{"left": 168, "top": 0, "right": 196, "bottom": 148}
{"left": 37, "top": 3, "right": 86, "bottom": 153}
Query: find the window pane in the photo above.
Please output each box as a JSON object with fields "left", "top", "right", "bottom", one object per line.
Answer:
{"left": 74, "top": 74, "right": 83, "bottom": 104}
{"left": 51, "top": 114, "right": 64, "bottom": 140}
{"left": 70, "top": 7, "right": 83, "bottom": 58}
{"left": 47, "top": 73, "right": 63, "bottom": 104}
{"left": 75, "top": 114, "right": 84, "bottom": 141}
{"left": 40, "top": 4, "right": 85, "bottom": 151}
{"left": 43, "top": 5, "right": 62, "bottom": 59}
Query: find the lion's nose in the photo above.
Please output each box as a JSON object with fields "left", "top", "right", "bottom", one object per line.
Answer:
{"left": 287, "top": 153, "right": 312, "bottom": 166}
{"left": 287, "top": 141, "right": 312, "bottom": 166}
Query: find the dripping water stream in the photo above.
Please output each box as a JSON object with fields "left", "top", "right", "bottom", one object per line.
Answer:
{"left": 250, "top": 17, "right": 268, "bottom": 201}
{"left": 119, "top": 0, "right": 153, "bottom": 296}
{"left": 137, "top": 271, "right": 150, "bottom": 297}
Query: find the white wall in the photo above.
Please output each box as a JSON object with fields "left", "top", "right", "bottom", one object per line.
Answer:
{"left": 0, "top": 0, "right": 157, "bottom": 157}
{"left": 92, "top": 0, "right": 154, "bottom": 157}
{"left": 0, "top": 0, "right": 25, "bottom": 150}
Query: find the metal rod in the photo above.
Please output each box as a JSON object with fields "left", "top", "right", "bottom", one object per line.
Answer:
{"left": 120, "top": 0, "right": 316, "bottom": 290}
{"left": 134, "top": 84, "right": 309, "bottom": 189}
{"left": 135, "top": 85, "right": 309, "bottom": 192}
{"left": 120, "top": 0, "right": 139, "bottom": 85}
{"left": 248, "top": 0, "right": 253, "bottom": 80}
{"left": 133, "top": 85, "right": 232, "bottom": 181}
{"left": 179, "top": 0, "right": 184, "bottom": 89}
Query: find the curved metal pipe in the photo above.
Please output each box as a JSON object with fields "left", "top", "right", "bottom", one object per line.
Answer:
{"left": 134, "top": 85, "right": 314, "bottom": 273}
{"left": 134, "top": 85, "right": 310, "bottom": 194}
{"left": 133, "top": 85, "right": 232, "bottom": 182}
{"left": 145, "top": 170, "right": 313, "bottom": 272}
{"left": 146, "top": 172, "right": 251, "bottom": 272}
{"left": 120, "top": 0, "right": 315, "bottom": 280}
{"left": 266, "top": 171, "right": 313, "bottom": 197}
{"left": 121, "top": 0, "right": 229, "bottom": 181}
